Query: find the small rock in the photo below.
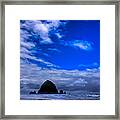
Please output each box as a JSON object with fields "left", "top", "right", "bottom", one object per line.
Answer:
{"left": 29, "top": 91, "right": 36, "bottom": 94}
{"left": 59, "top": 90, "right": 63, "bottom": 94}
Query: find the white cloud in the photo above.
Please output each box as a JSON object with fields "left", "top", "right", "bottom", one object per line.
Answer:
{"left": 21, "top": 52, "right": 59, "bottom": 68}
{"left": 69, "top": 78, "right": 88, "bottom": 87}
{"left": 47, "top": 48, "right": 61, "bottom": 53}
{"left": 79, "top": 63, "right": 98, "bottom": 67}
{"left": 34, "top": 22, "right": 48, "bottom": 33}
{"left": 21, "top": 41, "right": 35, "bottom": 49}
{"left": 21, "top": 63, "right": 99, "bottom": 83}
{"left": 33, "top": 21, "right": 53, "bottom": 44}
{"left": 20, "top": 47, "right": 30, "bottom": 54}
{"left": 78, "top": 62, "right": 99, "bottom": 70}
{"left": 86, "top": 68, "right": 99, "bottom": 72}
{"left": 46, "top": 20, "right": 62, "bottom": 29}
{"left": 72, "top": 40, "right": 93, "bottom": 51}
{"left": 23, "top": 20, "right": 66, "bottom": 44}
{"left": 20, "top": 58, "right": 100, "bottom": 94}
{"left": 21, "top": 21, "right": 93, "bottom": 51}
{"left": 20, "top": 20, "right": 66, "bottom": 68}
{"left": 55, "top": 33, "right": 62, "bottom": 39}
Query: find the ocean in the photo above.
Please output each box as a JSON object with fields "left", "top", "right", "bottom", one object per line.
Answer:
{"left": 20, "top": 91, "right": 100, "bottom": 100}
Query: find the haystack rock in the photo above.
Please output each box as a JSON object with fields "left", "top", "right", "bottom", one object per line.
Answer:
{"left": 38, "top": 80, "right": 58, "bottom": 94}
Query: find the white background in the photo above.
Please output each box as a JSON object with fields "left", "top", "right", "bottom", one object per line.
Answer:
{"left": 5, "top": 5, "right": 115, "bottom": 115}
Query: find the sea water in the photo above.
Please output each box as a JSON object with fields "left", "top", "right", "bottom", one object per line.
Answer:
{"left": 20, "top": 91, "right": 100, "bottom": 100}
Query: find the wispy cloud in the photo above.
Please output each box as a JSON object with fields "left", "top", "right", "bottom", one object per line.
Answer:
{"left": 55, "top": 32, "right": 63, "bottom": 39}
{"left": 21, "top": 52, "right": 59, "bottom": 68}
{"left": 33, "top": 21, "right": 52, "bottom": 44}
{"left": 47, "top": 48, "right": 61, "bottom": 53}
{"left": 21, "top": 41, "right": 35, "bottom": 49}
{"left": 20, "top": 20, "right": 67, "bottom": 68}
{"left": 72, "top": 40, "right": 93, "bottom": 51}
{"left": 21, "top": 60, "right": 100, "bottom": 93}
{"left": 21, "top": 20, "right": 66, "bottom": 44}
{"left": 78, "top": 62, "right": 99, "bottom": 69}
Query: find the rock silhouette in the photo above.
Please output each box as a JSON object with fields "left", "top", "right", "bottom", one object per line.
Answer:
{"left": 59, "top": 90, "right": 66, "bottom": 94}
{"left": 59, "top": 90, "right": 63, "bottom": 94}
{"left": 38, "top": 80, "right": 58, "bottom": 94}
{"left": 29, "top": 91, "right": 36, "bottom": 94}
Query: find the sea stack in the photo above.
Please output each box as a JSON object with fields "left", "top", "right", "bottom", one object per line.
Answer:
{"left": 38, "top": 80, "right": 58, "bottom": 94}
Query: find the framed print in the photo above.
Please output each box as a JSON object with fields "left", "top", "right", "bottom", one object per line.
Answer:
{"left": 0, "top": 0, "right": 119, "bottom": 119}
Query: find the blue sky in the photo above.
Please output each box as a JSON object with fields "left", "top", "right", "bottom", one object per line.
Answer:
{"left": 20, "top": 20, "right": 100, "bottom": 70}
{"left": 20, "top": 20, "right": 100, "bottom": 95}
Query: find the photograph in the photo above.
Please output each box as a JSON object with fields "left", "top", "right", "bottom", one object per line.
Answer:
{"left": 20, "top": 20, "right": 100, "bottom": 100}
{"left": 1, "top": 1, "right": 118, "bottom": 118}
